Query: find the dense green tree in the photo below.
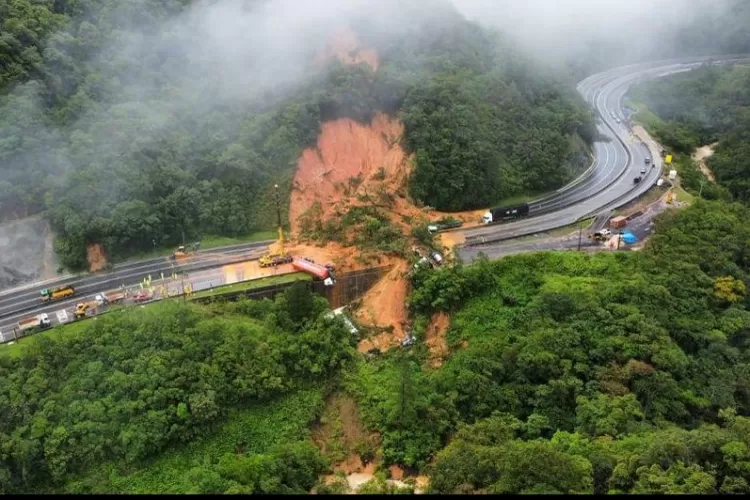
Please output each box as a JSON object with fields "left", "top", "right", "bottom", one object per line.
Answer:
{"left": 0, "top": 295, "right": 354, "bottom": 493}
{"left": 631, "top": 65, "right": 750, "bottom": 204}
{"left": 347, "top": 199, "right": 750, "bottom": 493}
{"left": 0, "top": 0, "right": 595, "bottom": 268}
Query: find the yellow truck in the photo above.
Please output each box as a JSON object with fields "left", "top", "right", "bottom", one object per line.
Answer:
{"left": 40, "top": 286, "right": 75, "bottom": 303}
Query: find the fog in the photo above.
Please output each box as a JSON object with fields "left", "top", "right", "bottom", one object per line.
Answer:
{"left": 451, "top": 0, "right": 737, "bottom": 65}
{"left": 136, "top": 0, "right": 740, "bottom": 102}
{"left": 0, "top": 0, "right": 742, "bottom": 287}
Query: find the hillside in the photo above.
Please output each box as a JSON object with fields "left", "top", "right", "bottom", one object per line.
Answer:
{"left": 628, "top": 64, "right": 750, "bottom": 202}
{"left": 3, "top": 198, "right": 750, "bottom": 494}
{"left": 348, "top": 199, "right": 750, "bottom": 494}
{"left": 0, "top": 0, "right": 594, "bottom": 270}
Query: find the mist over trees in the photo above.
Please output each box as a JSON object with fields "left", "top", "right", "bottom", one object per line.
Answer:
{"left": 457, "top": 0, "right": 750, "bottom": 78}
{"left": 630, "top": 64, "right": 750, "bottom": 203}
{"left": 2, "top": 0, "right": 750, "bottom": 268}
{"left": 0, "top": 0, "right": 592, "bottom": 268}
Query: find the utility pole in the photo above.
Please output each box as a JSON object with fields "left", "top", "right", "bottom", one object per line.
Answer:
{"left": 617, "top": 231, "right": 623, "bottom": 250}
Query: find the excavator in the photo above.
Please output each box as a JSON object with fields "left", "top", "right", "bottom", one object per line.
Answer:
{"left": 74, "top": 300, "right": 98, "bottom": 320}
{"left": 259, "top": 184, "right": 293, "bottom": 268}
{"left": 169, "top": 242, "right": 201, "bottom": 261}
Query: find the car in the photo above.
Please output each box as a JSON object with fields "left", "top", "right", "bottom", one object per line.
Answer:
{"left": 56, "top": 309, "right": 70, "bottom": 324}
{"left": 645, "top": 157, "right": 651, "bottom": 164}
{"left": 640, "top": 167, "right": 646, "bottom": 174}
{"left": 633, "top": 176, "right": 642, "bottom": 184}
{"left": 615, "top": 118, "right": 621, "bottom": 123}
{"left": 430, "top": 252, "right": 444, "bottom": 266}
{"left": 134, "top": 292, "right": 152, "bottom": 303}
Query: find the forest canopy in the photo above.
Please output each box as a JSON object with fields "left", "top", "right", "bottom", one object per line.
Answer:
{"left": 345, "top": 199, "right": 750, "bottom": 494}
{"left": 0, "top": 283, "right": 356, "bottom": 493}
{"left": 0, "top": 0, "right": 595, "bottom": 269}
{"left": 630, "top": 64, "right": 750, "bottom": 203}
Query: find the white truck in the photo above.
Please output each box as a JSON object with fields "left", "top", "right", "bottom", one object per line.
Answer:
{"left": 18, "top": 313, "right": 52, "bottom": 333}
{"left": 96, "top": 290, "right": 126, "bottom": 306}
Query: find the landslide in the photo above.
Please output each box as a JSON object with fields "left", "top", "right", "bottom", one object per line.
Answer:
{"left": 287, "top": 9, "right": 596, "bottom": 349}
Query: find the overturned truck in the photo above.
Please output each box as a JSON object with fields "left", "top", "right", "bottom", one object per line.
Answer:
{"left": 292, "top": 258, "right": 336, "bottom": 287}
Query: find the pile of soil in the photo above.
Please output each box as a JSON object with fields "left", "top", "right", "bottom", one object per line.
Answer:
{"left": 86, "top": 243, "right": 107, "bottom": 272}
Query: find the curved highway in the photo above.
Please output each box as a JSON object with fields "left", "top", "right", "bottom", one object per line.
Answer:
{"left": 459, "top": 55, "right": 750, "bottom": 251}
{"left": 1, "top": 55, "right": 748, "bottom": 342}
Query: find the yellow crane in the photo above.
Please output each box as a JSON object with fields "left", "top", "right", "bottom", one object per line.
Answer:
{"left": 277, "top": 187, "right": 285, "bottom": 256}
{"left": 259, "top": 184, "right": 293, "bottom": 268}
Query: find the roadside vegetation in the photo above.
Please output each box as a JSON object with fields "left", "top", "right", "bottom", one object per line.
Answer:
{"left": 629, "top": 64, "right": 750, "bottom": 202}
{"left": 188, "top": 272, "right": 311, "bottom": 300}
{"left": 0, "top": 284, "right": 356, "bottom": 494}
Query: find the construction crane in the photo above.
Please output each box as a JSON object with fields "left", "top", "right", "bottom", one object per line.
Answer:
{"left": 259, "top": 184, "right": 293, "bottom": 268}
{"left": 276, "top": 183, "right": 285, "bottom": 256}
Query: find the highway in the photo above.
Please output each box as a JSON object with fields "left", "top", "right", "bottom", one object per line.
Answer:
{"left": 1, "top": 55, "right": 748, "bottom": 342}
{"left": 458, "top": 55, "right": 750, "bottom": 255}
{"left": 460, "top": 191, "right": 669, "bottom": 261}
{"left": 0, "top": 242, "right": 273, "bottom": 341}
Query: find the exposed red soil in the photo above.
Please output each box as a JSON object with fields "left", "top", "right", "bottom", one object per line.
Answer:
{"left": 313, "top": 392, "right": 382, "bottom": 493}
{"left": 316, "top": 26, "right": 380, "bottom": 71}
{"left": 86, "top": 243, "right": 107, "bottom": 272}
{"left": 389, "top": 465, "right": 405, "bottom": 480}
{"left": 290, "top": 113, "right": 408, "bottom": 235}
{"left": 289, "top": 29, "right": 482, "bottom": 353}
{"left": 354, "top": 262, "right": 410, "bottom": 353}
{"left": 425, "top": 311, "right": 451, "bottom": 368}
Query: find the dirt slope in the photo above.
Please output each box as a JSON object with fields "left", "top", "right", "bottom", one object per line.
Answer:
{"left": 692, "top": 143, "right": 718, "bottom": 182}
{"left": 289, "top": 29, "right": 484, "bottom": 353}
{"left": 316, "top": 26, "right": 380, "bottom": 71}
{"left": 290, "top": 113, "right": 408, "bottom": 235}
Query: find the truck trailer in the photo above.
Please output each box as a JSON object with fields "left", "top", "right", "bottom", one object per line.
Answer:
{"left": 18, "top": 313, "right": 51, "bottom": 333}
{"left": 482, "top": 203, "right": 530, "bottom": 225}
{"left": 292, "top": 258, "right": 335, "bottom": 286}
{"left": 40, "top": 285, "right": 75, "bottom": 302}
{"left": 96, "top": 291, "right": 125, "bottom": 306}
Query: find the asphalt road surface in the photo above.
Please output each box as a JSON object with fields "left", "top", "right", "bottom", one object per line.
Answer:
{"left": 0, "top": 242, "right": 271, "bottom": 337}
{"left": 459, "top": 55, "right": 750, "bottom": 255}
{"left": 0, "top": 249, "right": 283, "bottom": 342}
{"left": 461, "top": 194, "right": 670, "bottom": 261}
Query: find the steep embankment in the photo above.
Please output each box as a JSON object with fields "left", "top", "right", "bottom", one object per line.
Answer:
{"left": 287, "top": 28, "right": 480, "bottom": 353}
